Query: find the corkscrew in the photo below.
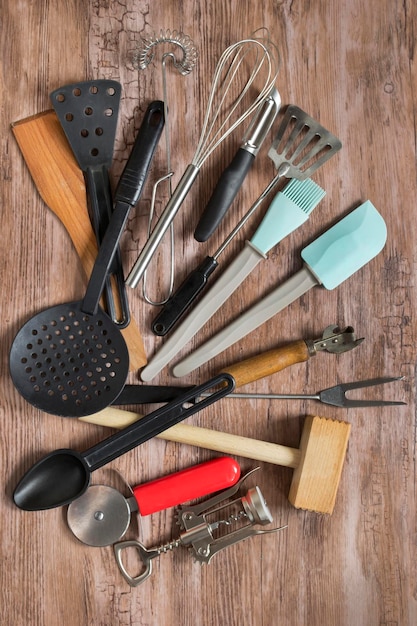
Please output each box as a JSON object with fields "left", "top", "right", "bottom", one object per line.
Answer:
{"left": 114, "top": 468, "right": 287, "bottom": 586}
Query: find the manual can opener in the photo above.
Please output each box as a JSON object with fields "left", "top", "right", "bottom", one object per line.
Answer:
{"left": 94, "top": 324, "right": 364, "bottom": 408}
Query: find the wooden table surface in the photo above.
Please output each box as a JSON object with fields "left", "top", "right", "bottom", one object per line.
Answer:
{"left": 1, "top": 1, "right": 416, "bottom": 625}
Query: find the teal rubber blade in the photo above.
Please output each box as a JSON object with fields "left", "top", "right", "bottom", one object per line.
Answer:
{"left": 301, "top": 201, "right": 387, "bottom": 289}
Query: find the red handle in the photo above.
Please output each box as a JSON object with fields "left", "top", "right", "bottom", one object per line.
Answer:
{"left": 133, "top": 457, "right": 241, "bottom": 516}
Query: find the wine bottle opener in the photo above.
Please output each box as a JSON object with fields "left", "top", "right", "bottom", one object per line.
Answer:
{"left": 114, "top": 469, "right": 287, "bottom": 586}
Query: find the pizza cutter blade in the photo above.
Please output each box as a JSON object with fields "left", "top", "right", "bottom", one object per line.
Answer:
{"left": 68, "top": 484, "right": 135, "bottom": 547}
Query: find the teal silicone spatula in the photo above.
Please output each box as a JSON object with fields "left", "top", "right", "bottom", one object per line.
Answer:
{"left": 140, "top": 178, "right": 325, "bottom": 382}
{"left": 173, "top": 201, "right": 387, "bottom": 377}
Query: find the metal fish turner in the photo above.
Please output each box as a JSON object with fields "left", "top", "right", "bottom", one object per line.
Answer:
{"left": 267, "top": 104, "right": 342, "bottom": 179}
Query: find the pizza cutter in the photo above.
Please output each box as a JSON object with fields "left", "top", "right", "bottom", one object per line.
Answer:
{"left": 67, "top": 456, "right": 241, "bottom": 547}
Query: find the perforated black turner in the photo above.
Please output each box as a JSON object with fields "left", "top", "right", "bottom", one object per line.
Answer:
{"left": 50, "top": 80, "right": 129, "bottom": 327}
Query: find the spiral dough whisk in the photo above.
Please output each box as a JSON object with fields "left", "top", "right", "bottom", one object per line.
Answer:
{"left": 131, "top": 29, "right": 198, "bottom": 305}
{"left": 126, "top": 28, "right": 281, "bottom": 289}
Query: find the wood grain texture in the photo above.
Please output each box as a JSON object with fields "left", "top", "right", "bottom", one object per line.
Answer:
{"left": 288, "top": 415, "right": 351, "bottom": 514}
{"left": 220, "top": 339, "right": 311, "bottom": 386}
{"left": 1, "top": 0, "right": 416, "bottom": 625}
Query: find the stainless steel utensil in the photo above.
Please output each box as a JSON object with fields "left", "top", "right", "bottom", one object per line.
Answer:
{"left": 193, "top": 87, "right": 281, "bottom": 241}
{"left": 114, "top": 468, "right": 287, "bottom": 586}
{"left": 77, "top": 325, "right": 364, "bottom": 408}
{"left": 217, "top": 376, "right": 406, "bottom": 408}
{"left": 67, "top": 457, "right": 240, "bottom": 546}
{"left": 149, "top": 104, "right": 341, "bottom": 340}
{"left": 126, "top": 29, "right": 280, "bottom": 289}
{"left": 133, "top": 29, "right": 198, "bottom": 305}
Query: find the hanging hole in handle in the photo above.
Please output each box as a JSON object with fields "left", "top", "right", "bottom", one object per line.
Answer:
{"left": 153, "top": 322, "right": 165, "bottom": 335}
{"left": 114, "top": 540, "right": 153, "bottom": 587}
{"left": 149, "top": 109, "right": 163, "bottom": 128}
{"left": 142, "top": 172, "right": 175, "bottom": 306}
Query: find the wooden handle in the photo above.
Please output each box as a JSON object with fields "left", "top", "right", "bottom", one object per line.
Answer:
{"left": 11, "top": 111, "right": 147, "bottom": 370}
{"left": 223, "top": 339, "right": 310, "bottom": 387}
{"left": 79, "top": 407, "right": 301, "bottom": 469}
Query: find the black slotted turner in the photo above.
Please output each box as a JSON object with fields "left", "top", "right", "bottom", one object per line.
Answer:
{"left": 50, "top": 79, "right": 129, "bottom": 327}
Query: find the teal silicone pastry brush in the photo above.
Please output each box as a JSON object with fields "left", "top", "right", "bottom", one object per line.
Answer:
{"left": 173, "top": 201, "right": 387, "bottom": 377}
{"left": 140, "top": 178, "right": 325, "bottom": 382}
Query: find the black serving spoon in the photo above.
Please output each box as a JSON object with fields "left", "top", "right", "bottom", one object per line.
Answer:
{"left": 13, "top": 373, "right": 235, "bottom": 510}
{"left": 9, "top": 101, "right": 164, "bottom": 418}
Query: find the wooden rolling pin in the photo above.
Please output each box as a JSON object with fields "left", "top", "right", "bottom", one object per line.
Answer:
{"left": 11, "top": 110, "right": 147, "bottom": 370}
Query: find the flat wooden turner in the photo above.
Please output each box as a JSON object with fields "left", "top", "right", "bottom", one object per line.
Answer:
{"left": 11, "top": 110, "right": 147, "bottom": 370}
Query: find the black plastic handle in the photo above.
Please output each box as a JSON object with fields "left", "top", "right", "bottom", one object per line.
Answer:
{"left": 81, "top": 102, "right": 165, "bottom": 316}
{"left": 84, "top": 166, "right": 130, "bottom": 327}
{"left": 83, "top": 373, "right": 236, "bottom": 470}
{"left": 194, "top": 148, "right": 255, "bottom": 242}
{"left": 151, "top": 256, "right": 219, "bottom": 336}
{"left": 114, "top": 383, "right": 195, "bottom": 405}
{"left": 115, "top": 100, "right": 165, "bottom": 206}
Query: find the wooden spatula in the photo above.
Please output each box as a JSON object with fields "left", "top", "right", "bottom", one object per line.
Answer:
{"left": 11, "top": 110, "right": 147, "bottom": 370}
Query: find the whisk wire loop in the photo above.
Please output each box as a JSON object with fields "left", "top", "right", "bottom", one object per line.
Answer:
{"left": 135, "top": 28, "right": 198, "bottom": 75}
{"left": 193, "top": 34, "right": 280, "bottom": 167}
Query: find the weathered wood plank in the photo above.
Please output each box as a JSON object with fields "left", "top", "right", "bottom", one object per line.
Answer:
{"left": 1, "top": 0, "right": 416, "bottom": 624}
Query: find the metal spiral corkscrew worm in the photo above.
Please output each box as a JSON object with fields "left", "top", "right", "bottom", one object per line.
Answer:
{"left": 114, "top": 469, "right": 287, "bottom": 586}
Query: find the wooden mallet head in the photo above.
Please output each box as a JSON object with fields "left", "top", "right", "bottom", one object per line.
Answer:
{"left": 288, "top": 415, "right": 351, "bottom": 514}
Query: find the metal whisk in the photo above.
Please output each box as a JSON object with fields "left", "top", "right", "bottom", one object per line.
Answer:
{"left": 126, "top": 28, "right": 280, "bottom": 289}
{"left": 132, "top": 29, "right": 198, "bottom": 305}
